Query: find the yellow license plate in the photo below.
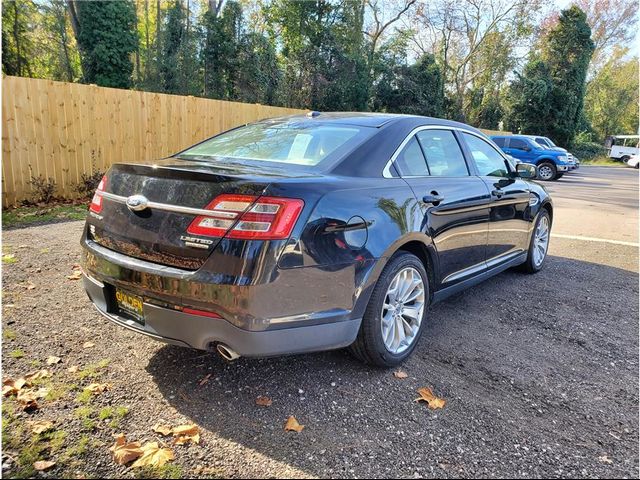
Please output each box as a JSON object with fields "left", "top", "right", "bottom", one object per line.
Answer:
{"left": 115, "top": 289, "right": 144, "bottom": 323}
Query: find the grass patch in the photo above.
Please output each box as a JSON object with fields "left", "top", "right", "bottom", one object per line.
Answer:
{"left": 45, "top": 381, "right": 77, "bottom": 402}
{"left": 2, "top": 203, "right": 88, "bottom": 229}
{"left": 4, "top": 328, "right": 17, "bottom": 340}
{"left": 62, "top": 434, "right": 90, "bottom": 460}
{"left": 74, "top": 406, "right": 96, "bottom": 431}
{"left": 97, "top": 405, "right": 129, "bottom": 428}
{"left": 41, "top": 429, "right": 68, "bottom": 453}
{"left": 2, "top": 253, "right": 17, "bottom": 264}
{"left": 580, "top": 155, "right": 626, "bottom": 166}
{"left": 77, "top": 359, "right": 110, "bottom": 380}
{"left": 10, "top": 349, "right": 25, "bottom": 359}
{"left": 75, "top": 388, "right": 94, "bottom": 404}
{"left": 133, "top": 464, "right": 184, "bottom": 479}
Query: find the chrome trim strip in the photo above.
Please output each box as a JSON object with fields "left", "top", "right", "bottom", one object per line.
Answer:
{"left": 382, "top": 125, "right": 510, "bottom": 178}
{"left": 98, "top": 191, "right": 238, "bottom": 218}
{"left": 442, "top": 249, "right": 524, "bottom": 284}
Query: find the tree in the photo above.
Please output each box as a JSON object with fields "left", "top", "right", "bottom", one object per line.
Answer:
{"left": 543, "top": 6, "right": 595, "bottom": 146}
{"left": 503, "top": 58, "right": 553, "bottom": 134}
{"left": 408, "top": 0, "right": 541, "bottom": 122}
{"left": 236, "top": 32, "right": 280, "bottom": 105}
{"left": 572, "top": 0, "right": 637, "bottom": 69}
{"left": 373, "top": 51, "right": 445, "bottom": 117}
{"left": 584, "top": 48, "right": 639, "bottom": 139}
{"left": 2, "top": 0, "right": 37, "bottom": 77}
{"left": 203, "top": 0, "right": 242, "bottom": 99}
{"left": 70, "top": 0, "right": 138, "bottom": 88}
{"left": 158, "top": 0, "right": 200, "bottom": 95}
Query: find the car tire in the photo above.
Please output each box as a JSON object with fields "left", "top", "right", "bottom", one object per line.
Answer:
{"left": 537, "top": 162, "right": 557, "bottom": 181}
{"left": 621, "top": 155, "right": 630, "bottom": 164}
{"left": 520, "top": 209, "right": 551, "bottom": 274}
{"left": 349, "top": 251, "right": 429, "bottom": 367}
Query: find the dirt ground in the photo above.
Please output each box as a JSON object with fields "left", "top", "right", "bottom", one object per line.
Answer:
{"left": 1, "top": 167, "right": 638, "bottom": 478}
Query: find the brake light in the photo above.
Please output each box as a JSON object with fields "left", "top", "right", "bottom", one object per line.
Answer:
{"left": 187, "top": 194, "right": 304, "bottom": 240}
{"left": 90, "top": 175, "right": 107, "bottom": 213}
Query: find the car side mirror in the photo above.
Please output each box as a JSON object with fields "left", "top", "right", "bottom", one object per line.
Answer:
{"left": 516, "top": 163, "right": 536, "bottom": 179}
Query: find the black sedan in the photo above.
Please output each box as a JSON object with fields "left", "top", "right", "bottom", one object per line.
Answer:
{"left": 81, "top": 113, "right": 552, "bottom": 367}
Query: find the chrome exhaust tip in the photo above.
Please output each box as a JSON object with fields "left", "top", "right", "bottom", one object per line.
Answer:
{"left": 216, "top": 343, "right": 240, "bottom": 361}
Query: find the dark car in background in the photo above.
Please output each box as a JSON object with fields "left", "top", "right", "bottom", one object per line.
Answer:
{"left": 491, "top": 134, "right": 577, "bottom": 181}
{"left": 81, "top": 113, "right": 553, "bottom": 367}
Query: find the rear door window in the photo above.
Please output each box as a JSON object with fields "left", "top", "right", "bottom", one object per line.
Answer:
{"left": 394, "top": 136, "right": 429, "bottom": 176}
{"left": 492, "top": 137, "right": 506, "bottom": 147}
{"left": 509, "top": 138, "right": 529, "bottom": 151}
{"left": 416, "top": 130, "right": 469, "bottom": 176}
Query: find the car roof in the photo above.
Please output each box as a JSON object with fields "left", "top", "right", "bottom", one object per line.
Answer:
{"left": 263, "top": 112, "right": 485, "bottom": 132}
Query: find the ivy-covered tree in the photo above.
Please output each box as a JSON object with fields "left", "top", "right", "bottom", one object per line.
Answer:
{"left": 203, "top": 0, "right": 243, "bottom": 99}
{"left": 69, "top": 0, "right": 138, "bottom": 88}
{"left": 158, "top": 0, "right": 199, "bottom": 95}
{"left": 236, "top": 32, "right": 280, "bottom": 105}
{"left": 543, "top": 6, "right": 595, "bottom": 146}
{"left": 504, "top": 58, "right": 553, "bottom": 134}
{"left": 372, "top": 52, "right": 444, "bottom": 118}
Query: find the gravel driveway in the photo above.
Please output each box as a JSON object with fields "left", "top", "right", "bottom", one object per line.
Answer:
{"left": 2, "top": 171, "right": 638, "bottom": 478}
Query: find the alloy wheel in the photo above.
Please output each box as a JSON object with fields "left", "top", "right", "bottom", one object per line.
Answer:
{"left": 380, "top": 267, "right": 425, "bottom": 354}
{"left": 533, "top": 216, "right": 550, "bottom": 267}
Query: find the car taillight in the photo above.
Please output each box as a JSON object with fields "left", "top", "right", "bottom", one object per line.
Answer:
{"left": 187, "top": 194, "right": 304, "bottom": 240}
{"left": 90, "top": 175, "right": 107, "bottom": 213}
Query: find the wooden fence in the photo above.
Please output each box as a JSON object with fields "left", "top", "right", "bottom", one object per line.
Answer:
{"left": 1, "top": 76, "right": 304, "bottom": 207}
{"left": 2, "top": 75, "right": 511, "bottom": 207}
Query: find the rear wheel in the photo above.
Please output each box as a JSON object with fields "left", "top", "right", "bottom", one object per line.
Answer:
{"left": 349, "top": 252, "right": 429, "bottom": 367}
{"left": 537, "top": 162, "right": 557, "bottom": 181}
{"left": 520, "top": 209, "right": 551, "bottom": 273}
{"left": 621, "top": 155, "right": 630, "bottom": 164}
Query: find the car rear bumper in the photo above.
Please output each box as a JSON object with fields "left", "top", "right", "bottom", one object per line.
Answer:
{"left": 83, "top": 273, "right": 361, "bottom": 355}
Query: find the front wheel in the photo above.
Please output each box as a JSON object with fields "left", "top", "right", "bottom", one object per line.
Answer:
{"left": 520, "top": 209, "right": 551, "bottom": 273}
{"left": 349, "top": 252, "right": 429, "bottom": 367}
{"left": 537, "top": 162, "right": 557, "bottom": 181}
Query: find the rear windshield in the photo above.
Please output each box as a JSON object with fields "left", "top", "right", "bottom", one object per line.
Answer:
{"left": 178, "top": 122, "right": 374, "bottom": 167}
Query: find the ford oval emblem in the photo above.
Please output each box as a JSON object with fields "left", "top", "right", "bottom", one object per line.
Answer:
{"left": 126, "top": 194, "right": 149, "bottom": 212}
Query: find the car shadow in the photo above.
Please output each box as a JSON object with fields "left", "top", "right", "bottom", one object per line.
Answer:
{"left": 145, "top": 254, "right": 639, "bottom": 477}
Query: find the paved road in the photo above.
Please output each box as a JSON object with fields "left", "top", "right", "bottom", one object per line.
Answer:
{"left": 2, "top": 167, "right": 638, "bottom": 478}
{"left": 545, "top": 166, "right": 638, "bottom": 245}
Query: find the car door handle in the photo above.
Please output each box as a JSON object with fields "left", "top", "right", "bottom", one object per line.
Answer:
{"left": 422, "top": 193, "right": 445, "bottom": 204}
{"left": 491, "top": 189, "right": 504, "bottom": 198}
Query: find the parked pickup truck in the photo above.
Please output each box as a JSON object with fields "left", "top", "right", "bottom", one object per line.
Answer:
{"left": 491, "top": 135, "right": 577, "bottom": 181}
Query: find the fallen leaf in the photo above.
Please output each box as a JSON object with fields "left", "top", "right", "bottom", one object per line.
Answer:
{"left": 415, "top": 387, "right": 446, "bottom": 410}
{"left": 84, "top": 383, "right": 110, "bottom": 395}
{"left": 29, "top": 420, "right": 54, "bottom": 434}
{"left": 25, "top": 281, "right": 36, "bottom": 290}
{"left": 46, "top": 356, "right": 62, "bottom": 365}
{"left": 67, "top": 266, "right": 82, "bottom": 280}
{"left": 152, "top": 423, "right": 173, "bottom": 436}
{"left": 174, "top": 432, "right": 200, "bottom": 445}
{"left": 393, "top": 370, "right": 408, "bottom": 379}
{"left": 284, "top": 416, "right": 304, "bottom": 432}
{"left": 171, "top": 424, "right": 200, "bottom": 445}
{"left": 110, "top": 434, "right": 144, "bottom": 465}
{"left": 198, "top": 374, "right": 211, "bottom": 386}
{"left": 25, "top": 369, "right": 52, "bottom": 382}
{"left": 82, "top": 342, "right": 95, "bottom": 349}
{"left": 33, "top": 460, "right": 56, "bottom": 471}
{"left": 599, "top": 455, "right": 613, "bottom": 464}
{"left": 131, "top": 442, "right": 175, "bottom": 468}
{"left": 67, "top": 366, "right": 79, "bottom": 373}
{"left": 16, "top": 390, "right": 39, "bottom": 411}
{"left": 256, "top": 396, "right": 273, "bottom": 407}
{"left": 3, "top": 377, "right": 27, "bottom": 396}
